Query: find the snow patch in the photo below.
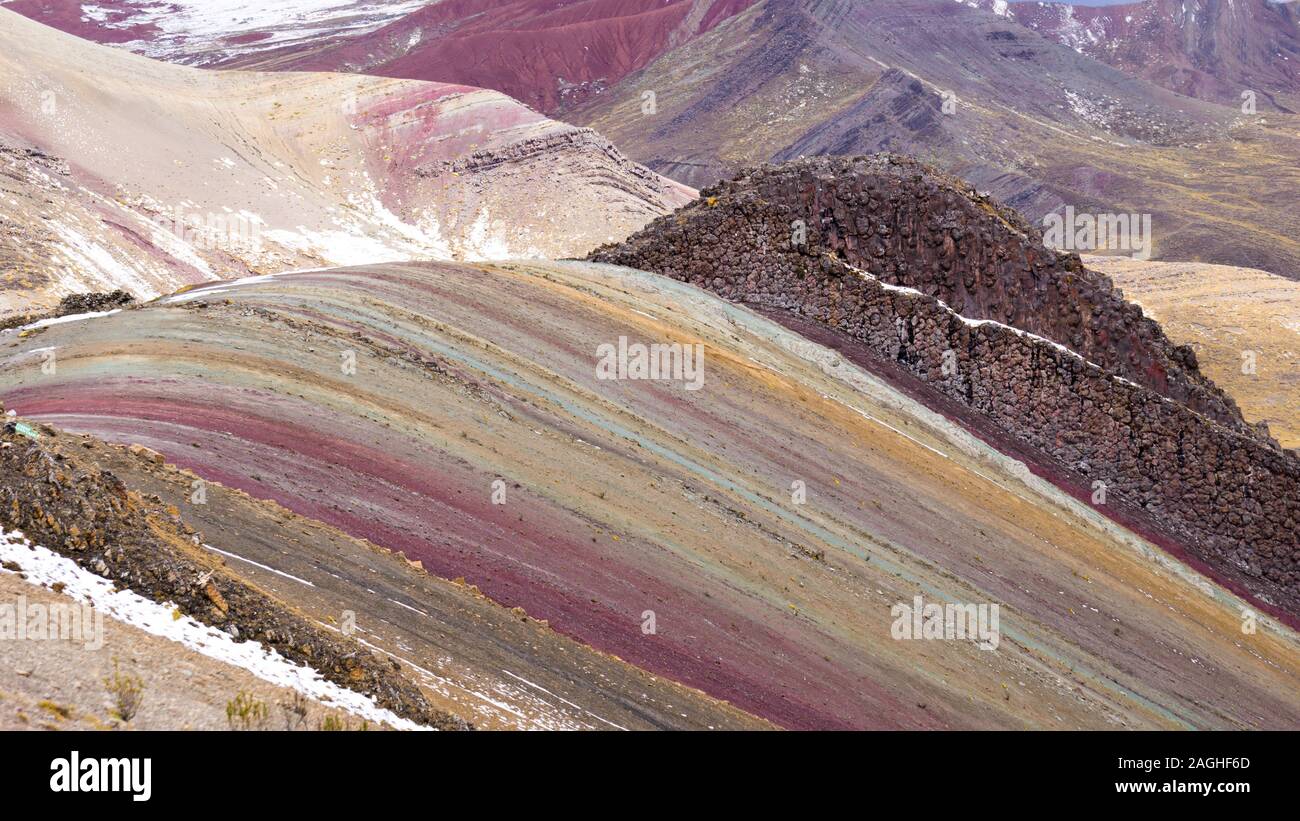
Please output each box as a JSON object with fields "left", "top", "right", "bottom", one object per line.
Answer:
{"left": 0, "top": 529, "right": 429, "bottom": 730}
{"left": 17, "top": 308, "right": 123, "bottom": 332}
{"left": 82, "top": 1, "right": 430, "bottom": 65}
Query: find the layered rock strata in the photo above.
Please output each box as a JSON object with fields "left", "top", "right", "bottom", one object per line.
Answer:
{"left": 591, "top": 155, "right": 1300, "bottom": 613}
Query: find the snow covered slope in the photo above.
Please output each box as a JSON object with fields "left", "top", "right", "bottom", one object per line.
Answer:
{"left": 0, "top": 0, "right": 430, "bottom": 65}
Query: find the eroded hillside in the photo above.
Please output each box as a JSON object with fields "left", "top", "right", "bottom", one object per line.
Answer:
{"left": 592, "top": 155, "right": 1300, "bottom": 619}
{"left": 3, "top": 257, "right": 1299, "bottom": 729}
{"left": 0, "top": 7, "right": 690, "bottom": 318}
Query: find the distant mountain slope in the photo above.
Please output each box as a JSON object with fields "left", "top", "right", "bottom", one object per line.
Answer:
{"left": 17, "top": 0, "right": 1295, "bottom": 113}
{"left": 970, "top": 0, "right": 1300, "bottom": 112}
{"left": 569, "top": 0, "right": 1300, "bottom": 277}
{"left": 0, "top": 8, "right": 690, "bottom": 318}
{"left": 229, "top": 0, "right": 764, "bottom": 114}
{"left": 2, "top": 0, "right": 761, "bottom": 114}
{"left": 10, "top": 1, "right": 1299, "bottom": 277}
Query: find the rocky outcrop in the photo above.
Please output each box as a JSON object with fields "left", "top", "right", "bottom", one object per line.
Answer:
{"left": 591, "top": 155, "right": 1300, "bottom": 614}
{"left": 596, "top": 155, "right": 1249, "bottom": 427}
{"left": 0, "top": 290, "right": 136, "bottom": 331}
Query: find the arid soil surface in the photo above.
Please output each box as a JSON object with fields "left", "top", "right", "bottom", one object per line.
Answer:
{"left": 1090, "top": 256, "right": 1300, "bottom": 451}
{"left": 0, "top": 568, "right": 394, "bottom": 731}
{"left": 3, "top": 260, "right": 1298, "bottom": 729}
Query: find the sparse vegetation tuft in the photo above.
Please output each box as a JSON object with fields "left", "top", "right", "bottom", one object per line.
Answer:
{"left": 317, "top": 713, "right": 370, "bottom": 731}
{"left": 226, "top": 691, "right": 270, "bottom": 730}
{"left": 279, "top": 691, "right": 310, "bottom": 731}
{"left": 103, "top": 658, "right": 144, "bottom": 722}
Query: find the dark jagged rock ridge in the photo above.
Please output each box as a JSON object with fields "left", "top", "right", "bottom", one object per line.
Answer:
{"left": 590, "top": 154, "right": 1300, "bottom": 614}
{"left": 600, "top": 155, "right": 1248, "bottom": 430}
{"left": 0, "top": 291, "right": 135, "bottom": 332}
{"left": 0, "top": 421, "right": 471, "bottom": 730}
